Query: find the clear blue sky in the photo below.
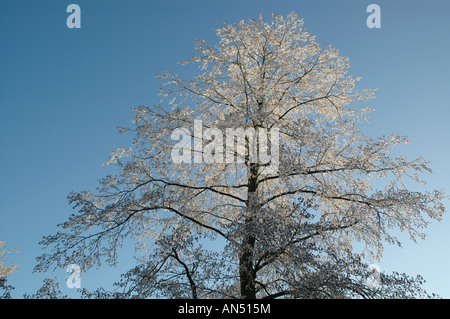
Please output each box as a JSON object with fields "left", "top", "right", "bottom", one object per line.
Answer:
{"left": 1, "top": 0, "right": 449, "bottom": 298}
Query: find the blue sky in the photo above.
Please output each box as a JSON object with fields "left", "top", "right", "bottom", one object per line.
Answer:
{"left": 0, "top": 0, "right": 449, "bottom": 298}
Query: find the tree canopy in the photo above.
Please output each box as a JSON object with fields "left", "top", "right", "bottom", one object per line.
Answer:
{"left": 34, "top": 13, "right": 445, "bottom": 299}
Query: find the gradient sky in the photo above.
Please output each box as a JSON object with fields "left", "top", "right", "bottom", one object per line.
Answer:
{"left": 1, "top": 0, "right": 449, "bottom": 298}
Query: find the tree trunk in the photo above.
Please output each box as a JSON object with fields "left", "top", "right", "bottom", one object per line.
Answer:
{"left": 240, "top": 163, "right": 258, "bottom": 299}
{"left": 239, "top": 234, "right": 256, "bottom": 299}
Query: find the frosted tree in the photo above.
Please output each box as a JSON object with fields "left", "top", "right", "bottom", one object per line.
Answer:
{"left": 23, "top": 278, "right": 67, "bottom": 299}
{"left": 0, "top": 241, "right": 17, "bottom": 278}
{"left": 0, "top": 241, "right": 18, "bottom": 299}
{"left": 35, "top": 13, "right": 445, "bottom": 299}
